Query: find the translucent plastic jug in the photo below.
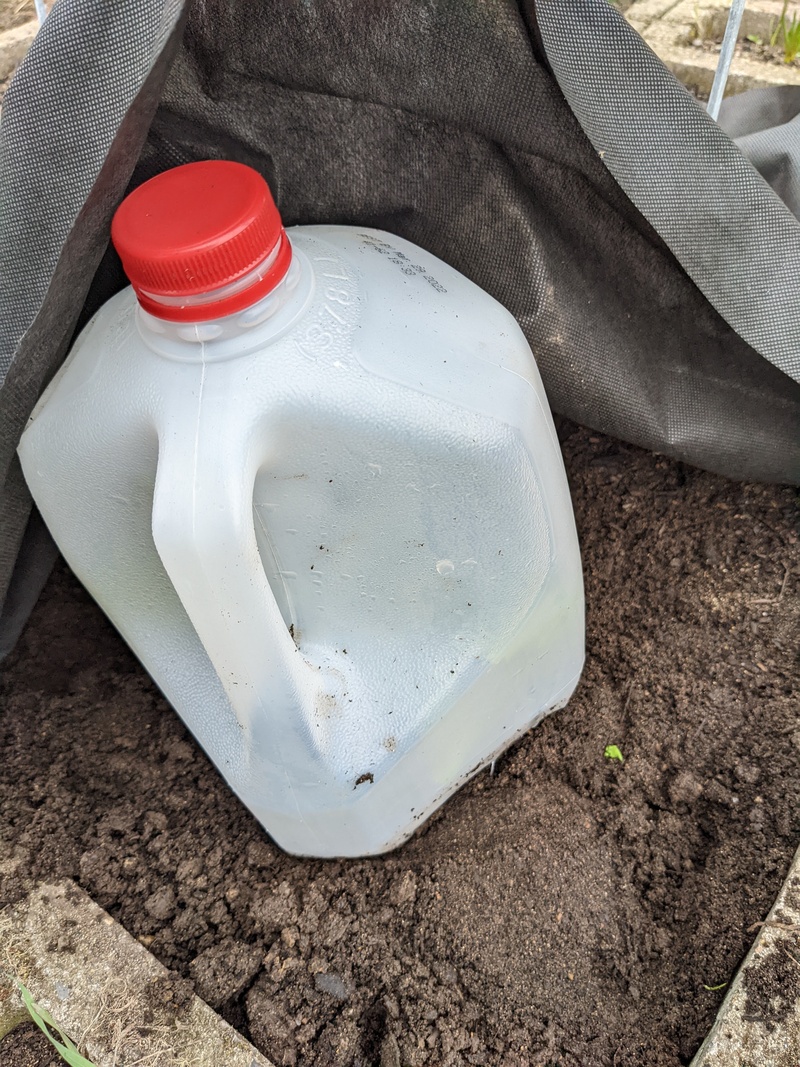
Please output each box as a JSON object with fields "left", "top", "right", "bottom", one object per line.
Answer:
{"left": 18, "top": 161, "right": 584, "bottom": 857}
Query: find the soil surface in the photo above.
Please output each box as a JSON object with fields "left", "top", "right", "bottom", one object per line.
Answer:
{"left": 1, "top": 1025, "right": 59, "bottom": 1067}
{"left": 1, "top": 421, "right": 799, "bottom": 1067}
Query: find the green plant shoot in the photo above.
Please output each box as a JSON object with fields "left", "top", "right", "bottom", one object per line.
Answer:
{"left": 703, "top": 981, "right": 728, "bottom": 991}
{"left": 771, "top": 1, "right": 787, "bottom": 47}
{"left": 604, "top": 745, "right": 624, "bottom": 763}
{"left": 17, "top": 982, "right": 97, "bottom": 1067}
{"left": 783, "top": 10, "right": 800, "bottom": 62}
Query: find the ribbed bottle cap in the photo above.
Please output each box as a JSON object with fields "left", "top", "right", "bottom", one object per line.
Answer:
{"left": 111, "top": 160, "right": 291, "bottom": 322}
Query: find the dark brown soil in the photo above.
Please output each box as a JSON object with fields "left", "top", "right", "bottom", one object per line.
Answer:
{"left": 2, "top": 421, "right": 799, "bottom": 1067}
{"left": 1, "top": 1025, "right": 60, "bottom": 1067}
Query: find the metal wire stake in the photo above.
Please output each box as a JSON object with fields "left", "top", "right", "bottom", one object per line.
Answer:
{"left": 707, "top": 0, "right": 748, "bottom": 121}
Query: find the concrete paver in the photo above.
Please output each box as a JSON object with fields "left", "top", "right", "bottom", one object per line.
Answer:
{"left": 0, "top": 881, "right": 275, "bottom": 1067}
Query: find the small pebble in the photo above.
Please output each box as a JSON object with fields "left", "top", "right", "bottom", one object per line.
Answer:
{"left": 314, "top": 971, "right": 350, "bottom": 1000}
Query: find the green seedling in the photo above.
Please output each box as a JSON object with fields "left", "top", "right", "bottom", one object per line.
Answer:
{"left": 770, "top": 0, "right": 800, "bottom": 60}
{"left": 771, "top": 2, "right": 786, "bottom": 47}
{"left": 746, "top": 33, "right": 763, "bottom": 44}
{"left": 703, "top": 981, "right": 729, "bottom": 991}
{"left": 783, "top": 10, "right": 800, "bottom": 62}
{"left": 17, "top": 982, "right": 97, "bottom": 1067}
{"left": 604, "top": 745, "right": 624, "bottom": 763}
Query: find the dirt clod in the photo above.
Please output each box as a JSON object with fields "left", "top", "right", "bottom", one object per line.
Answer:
{"left": 189, "top": 938, "right": 263, "bottom": 1009}
{"left": 144, "top": 886, "right": 176, "bottom": 921}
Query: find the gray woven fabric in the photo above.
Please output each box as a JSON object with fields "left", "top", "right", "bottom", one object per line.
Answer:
{"left": 0, "top": 0, "right": 184, "bottom": 379}
{"left": 535, "top": 0, "right": 800, "bottom": 387}
{"left": 718, "top": 85, "right": 800, "bottom": 218}
{"left": 0, "top": 0, "right": 186, "bottom": 652}
{"left": 0, "top": 507, "right": 58, "bottom": 660}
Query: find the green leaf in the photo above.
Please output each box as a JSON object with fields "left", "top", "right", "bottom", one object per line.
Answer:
{"left": 17, "top": 982, "right": 97, "bottom": 1067}
{"left": 703, "top": 982, "right": 728, "bottom": 991}
{"left": 604, "top": 745, "right": 624, "bottom": 763}
{"left": 772, "top": 0, "right": 788, "bottom": 46}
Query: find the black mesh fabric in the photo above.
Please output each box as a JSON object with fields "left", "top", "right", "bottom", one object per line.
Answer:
{"left": 1, "top": 0, "right": 799, "bottom": 654}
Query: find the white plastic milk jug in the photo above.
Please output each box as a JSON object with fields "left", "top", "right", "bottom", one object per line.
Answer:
{"left": 19, "top": 161, "right": 584, "bottom": 857}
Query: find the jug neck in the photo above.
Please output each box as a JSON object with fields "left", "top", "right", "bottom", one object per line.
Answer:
{"left": 136, "top": 243, "right": 315, "bottom": 364}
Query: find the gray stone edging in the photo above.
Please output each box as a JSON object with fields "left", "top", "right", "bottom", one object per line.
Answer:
{"left": 0, "top": 880, "right": 275, "bottom": 1067}
{"left": 691, "top": 842, "right": 800, "bottom": 1067}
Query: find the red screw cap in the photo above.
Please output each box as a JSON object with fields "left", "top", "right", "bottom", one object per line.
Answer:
{"left": 111, "top": 160, "right": 291, "bottom": 322}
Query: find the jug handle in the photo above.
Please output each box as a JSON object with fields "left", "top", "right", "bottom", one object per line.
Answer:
{"left": 150, "top": 417, "right": 313, "bottom": 738}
